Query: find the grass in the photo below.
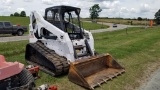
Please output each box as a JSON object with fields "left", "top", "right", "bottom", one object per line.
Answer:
{"left": 0, "top": 16, "right": 109, "bottom": 31}
{"left": 82, "top": 18, "right": 151, "bottom": 25}
{"left": 0, "top": 26, "right": 160, "bottom": 90}
{"left": 81, "top": 21, "right": 109, "bottom": 30}
{"left": 0, "top": 16, "right": 29, "bottom": 26}
{"left": 94, "top": 27, "right": 160, "bottom": 90}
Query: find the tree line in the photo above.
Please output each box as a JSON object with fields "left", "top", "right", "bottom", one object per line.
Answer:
{"left": 10, "top": 11, "right": 26, "bottom": 17}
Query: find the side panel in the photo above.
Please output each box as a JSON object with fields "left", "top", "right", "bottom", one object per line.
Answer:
{"left": 0, "top": 22, "right": 4, "bottom": 34}
{"left": 42, "top": 34, "right": 75, "bottom": 62}
{"left": 84, "top": 30, "right": 94, "bottom": 55}
{"left": 3, "top": 22, "right": 13, "bottom": 34}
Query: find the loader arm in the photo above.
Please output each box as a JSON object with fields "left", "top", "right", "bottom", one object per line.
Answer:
{"left": 29, "top": 11, "right": 75, "bottom": 62}
{"left": 29, "top": 10, "right": 95, "bottom": 62}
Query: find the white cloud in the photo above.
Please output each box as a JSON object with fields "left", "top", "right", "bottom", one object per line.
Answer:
{"left": 140, "top": 3, "right": 150, "bottom": 13}
{"left": 23, "top": 0, "right": 33, "bottom": 2}
{"left": 101, "top": 1, "right": 120, "bottom": 9}
{"left": 42, "top": 0, "right": 53, "bottom": 5}
{"left": 16, "top": 8, "right": 25, "bottom": 13}
{"left": 0, "top": 6, "right": 11, "bottom": 11}
{"left": 0, "top": 6, "right": 12, "bottom": 15}
{"left": 130, "top": 8, "right": 137, "bottom": 13}
{"left": 1, "top": 0, "right": 14, "bottom": 5}
{"left": 120, "top": 7, "right": 129, "bottom": 13}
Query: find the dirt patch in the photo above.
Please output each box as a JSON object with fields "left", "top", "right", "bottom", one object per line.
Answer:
{"left": 136, "top": 61, "right": 160, "bottom": 90}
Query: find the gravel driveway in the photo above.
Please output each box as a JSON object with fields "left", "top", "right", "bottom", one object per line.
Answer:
{"left": 0, "top": 22, "right": 144, "bottom": 42}
{"left": 0, "top": 35, "right": 29, "bottom": 42}
{"left": 87, "top": 22, "right": 143, "bottom": 33}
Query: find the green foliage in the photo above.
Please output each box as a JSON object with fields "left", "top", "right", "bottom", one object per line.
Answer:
{"left": 11, "top": 11, "right": 26, "bottom": 17}
{"left": 20, "top": 11, "right": 26, "bottom": 17}
{"left": 155, "top": 9, "right": 160, "bottom": 24}
{"left": 14, "top": 12, "right": 20, "bottom": 17}
{"left": 137, "top": 17, "right": 142, "bottom": 21}
{"left": 89, "top": 4, "right": 102, "bottom": 19}
{"left": 154, "top": 9, "right": 160, "bottom": 18}
{"left": 10, "top": 14, "right": 14, "bottom": 16}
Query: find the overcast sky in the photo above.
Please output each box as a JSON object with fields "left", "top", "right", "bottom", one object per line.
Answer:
{"left": 0, "top": 0, "right": 159, "bottom": 19}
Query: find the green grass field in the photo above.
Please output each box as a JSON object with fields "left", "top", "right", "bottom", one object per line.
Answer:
{"left": 82, "top": 18, "right": 151, "bottom": 25}
{"left": 0, "top": 16, "right": 29, "bottom": 26}
{"left": 81, "top": 21, "right": 109, "bottom": 30}
{"left": 0, "top": 16, "right": 109, "bottom": 31}
{"left": 0, "top": 26, "right": 160, "bottom": 90}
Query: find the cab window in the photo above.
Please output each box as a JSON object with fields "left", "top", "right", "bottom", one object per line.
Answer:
{"left": 0, "top": 22, "right": 3, "bottom": 27}
{"left": 4, "top": 22, "right": 11, "bottom": 27}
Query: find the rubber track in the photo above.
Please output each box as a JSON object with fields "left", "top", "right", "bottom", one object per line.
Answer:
{"left": 26, "top": 41, "right": 69, "bottom": 76}
{"left": 9, "top": 69, "right": 35, "bottom": 90}
{"left": 18, "top": 69, "right": 35, "bottom": 90}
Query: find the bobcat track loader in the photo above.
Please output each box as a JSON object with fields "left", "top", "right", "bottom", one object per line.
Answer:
{"left": 25, "top": 5, "right": 125, "bottom": 89}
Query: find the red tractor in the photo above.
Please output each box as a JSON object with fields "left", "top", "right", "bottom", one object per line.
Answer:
{"left": 0, "top": 55, "right": 35, "bottom": 90}
{"left": 0, "top": 55, "right": 58, "bottom": 90}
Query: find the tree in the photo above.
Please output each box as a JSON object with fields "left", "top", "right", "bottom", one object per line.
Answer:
{"left": 154, "top": 9, "right": 160, "bottom": 24}
{"left": 137, "top": 17, "right": 142, "bottom": 21}
{"left": 10, "top": 14, "right": 14, "bottom": 16}
{"left": 20, "top": 11, "right": 26, "bottom": 17}
{"left": 89, "top": 4, "right": 102, "bottom": 20}
{"left": 14, "top": 12, "right": 20, "bottom": 17}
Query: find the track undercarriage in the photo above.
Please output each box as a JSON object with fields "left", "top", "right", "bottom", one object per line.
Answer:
{"left": 25, "top": 41, "right": 69, "bottom": 76}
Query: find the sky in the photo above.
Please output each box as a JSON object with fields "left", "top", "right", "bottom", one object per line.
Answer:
{"left": 0, "top": 0, "right": 159, "bottom": 19}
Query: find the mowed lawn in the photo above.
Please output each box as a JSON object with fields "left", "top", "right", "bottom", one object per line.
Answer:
{"left": 0, "top": 16, "right": 29, "bottom": 26}
{"left": 82, "top": 18, "right": 150, "bottom": 25}
{"left": 81, "top": 21, "right": 109, "bottom": 30}
{"left": 0, "top": 26, "right": 160, "bottom": 90}
{"left": 0, "top": 16, "right": 109, "bottom": 31}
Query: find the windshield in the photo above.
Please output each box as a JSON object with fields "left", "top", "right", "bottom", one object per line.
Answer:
{"left": 45, "top": 9, "right": 82, "bottom": 33}
{"left": 64, "top": 11, "right": 81, "bottom": 33}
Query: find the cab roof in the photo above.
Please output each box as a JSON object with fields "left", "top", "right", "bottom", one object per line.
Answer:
{"left": 45, "top": 5, "right": 81, "bottom": 13}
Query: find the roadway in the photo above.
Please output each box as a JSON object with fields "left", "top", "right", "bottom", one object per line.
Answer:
{"left": 0, "top": 22, "right": 142, "bottom": 42}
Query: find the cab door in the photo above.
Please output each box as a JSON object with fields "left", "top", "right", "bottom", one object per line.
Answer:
{"left": 0, "top": 22, "right": 5, "bottom": 34}
{"left": 4, "top": 22, "right": 13, "bottom": 34}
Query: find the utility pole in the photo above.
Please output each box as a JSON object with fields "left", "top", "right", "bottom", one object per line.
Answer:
{"left": 119, "top": 12, "right": 120, "bottom": 24}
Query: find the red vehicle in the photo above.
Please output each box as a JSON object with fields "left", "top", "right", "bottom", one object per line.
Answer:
{"left": 0, "top": 55, "right": 57, "bottom": 90}
{"left": 0, "top": 55, "right": 35, "bottom": 90}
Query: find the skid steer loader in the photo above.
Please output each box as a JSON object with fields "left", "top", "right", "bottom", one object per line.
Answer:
{"left": 25, "top": 5, "right": 125, "bottom": 89}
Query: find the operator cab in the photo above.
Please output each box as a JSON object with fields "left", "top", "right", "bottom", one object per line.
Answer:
{"left": 44, "top": 5, "right": 83, "bottom": 40}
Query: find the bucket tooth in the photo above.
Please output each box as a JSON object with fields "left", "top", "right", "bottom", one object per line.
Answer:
{"left": 109, "top": 76, "right": 113, "bottom": 80}
{"left": 114, "top": 73, "right": 119, "bottom": 77}
{"left": 119, "top": 72, "right": 122, "bottom": 75}
{"left": 103, "top": 79, "right": 107, "bottom": 83}
{"left": 90, "top": 86, "right": 94, "bottom": 90}
{"left": 68, "top": 54, "right": 125, "bottom": 89}
{"left": 97, "top": 83, "right": 101, "bottom": 87}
